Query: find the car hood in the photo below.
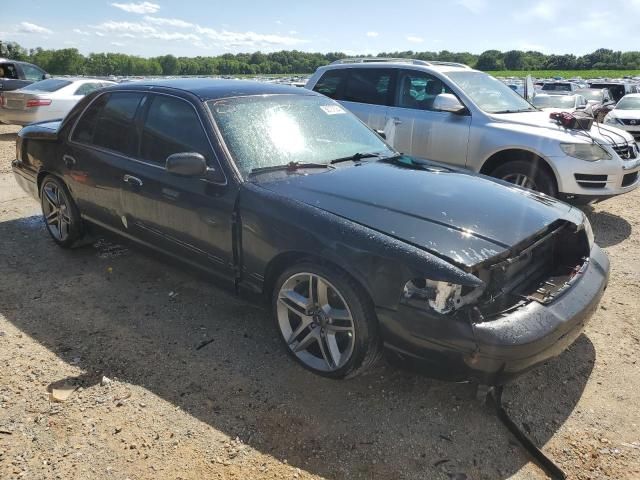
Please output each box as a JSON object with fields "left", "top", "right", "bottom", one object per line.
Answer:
{"left": 610, "top": 109, "right": 640, "bottom": 119}
{"left": 489, "top": 110, "right": 634, "bottom": 144}
{"left": 256, "top": 160, "right": 581, "bottom": 268}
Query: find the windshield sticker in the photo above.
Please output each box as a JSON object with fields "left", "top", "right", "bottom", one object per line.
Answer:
{"left": 320, "top": 105, "right": 346, "bottom": 115}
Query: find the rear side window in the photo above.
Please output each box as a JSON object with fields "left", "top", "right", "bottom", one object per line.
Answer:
{"left": 140, "top": 94, "right": 211, "bottom": 165}
{"left": 22, "top": 79, "right": 71, "bottom": 92}
{"left": 342, "top": 68, "right": 394, "bottom": 106}
{"left": 312, "top": 70, "right": 346, "bottom": 99}
{"left": 72, "top": 92, "right": 144, "bottom": 156}
{"left": 74, "top": 82, "right": 104, "bottom": 96}
{"left": 0, "top": 63, "right": 18, "bottom": 79}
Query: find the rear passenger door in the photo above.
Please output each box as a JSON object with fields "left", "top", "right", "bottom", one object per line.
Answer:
{"left": 118, "top": 93, "right": 236, "bottom": 278}
{"left": 67, "top": 91, "right": 146, "bottom": 230}
{"left": 313, "top": 68, "right": 396, "bottom": 132}
{"left": 386, "top": 70, "right": 471, "bottom": 165}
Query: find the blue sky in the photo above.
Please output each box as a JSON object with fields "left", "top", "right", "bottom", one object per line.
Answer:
{"left": 2, "top": 0, "right": 640, "bottom": 57}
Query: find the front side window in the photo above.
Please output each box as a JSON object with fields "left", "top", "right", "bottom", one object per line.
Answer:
{"left": 446, "top": 71, "right": 536, "bottom": 114}
{"left": 209, "top": 94, "right": 393, "bottom": 178}
{"left": 342, "top": 68, "right": 394, "bottom": 106}
{"left": 72, "top": 92, "right": 144, "bottom": 156}
{"left": 313, "top": 70, "right": 346, "bottom": 100}
{"left": 140, "top": 95, "right": 212, "bottom": 165}
{"left": 396, "top": 71, "right": 454, "bottom": 110}
{"left": 21, "top": 64, "right": 45, "bottom": 82}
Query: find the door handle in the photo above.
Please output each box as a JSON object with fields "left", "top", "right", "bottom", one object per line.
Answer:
{"left": 62, "top": 154, "right": 76, "bottom": 168}
{"left": 123, "top": 174, "right": 143, "bottom": 188}
{"left": 392, "top": 117, "right": 403, "bottom": 125}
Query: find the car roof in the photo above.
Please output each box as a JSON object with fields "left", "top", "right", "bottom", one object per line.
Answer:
{"left": 317, "top": 61, "right": 472, "bottom": 74}
{"left": 109, "top": 78, "right": 318, "bottom": 101}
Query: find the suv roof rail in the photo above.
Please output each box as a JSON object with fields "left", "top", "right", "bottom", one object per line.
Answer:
{"left": 330, "top": 58, "right": 472, "bottom": 69}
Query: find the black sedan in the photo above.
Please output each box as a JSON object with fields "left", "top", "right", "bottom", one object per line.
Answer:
{"left": 12, "top": 79, "right": 609, "bottom": 384}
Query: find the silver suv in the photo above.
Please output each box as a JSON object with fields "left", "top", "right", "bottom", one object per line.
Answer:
{"left": 305, "top": 59, "right": 640, "bottom": 200}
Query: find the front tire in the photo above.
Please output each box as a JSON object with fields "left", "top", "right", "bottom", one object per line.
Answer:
{"left": 40, "top": 175, "right": 84, "bottom": 248}
{"left": 491, "top": 159, "right": 557, "bottom": 197}
{"left": 272, "top": 262, "right": 381, "bottom": 378}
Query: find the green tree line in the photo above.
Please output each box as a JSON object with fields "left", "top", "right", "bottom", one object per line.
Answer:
{"left": 2, "top": 40, "right": 640, "bottom": 76}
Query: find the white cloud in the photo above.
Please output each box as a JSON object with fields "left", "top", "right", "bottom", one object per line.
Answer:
{"left": 289, "top": 30, "right": 298, "bottom": 35}
{"left": 95, "top": 31, "right": 106, "bottom": 37}
{"left": 73, "top": 28, "right": 90, "bottom": 36}
{"left": 111, "top": 41, "right": 126, "bottom": 47}
{"left": 457, "top": 0, "right": 487, "bottom": 14}
{"left": 90, "top": 18, "right": 306, "bottom": 49}
{"left": 366, "top": 31, "right": 379, "bottom": 37}
{"left": 143, "top": 16, "right": 194, "bottom": 28}
{"left": 406, "top": 35, "right": 424, "bottom": 43}
{"left": 18, "top": 22, "right": 53, "bottom": 34}
{"left": 111, "top": 2, "right": 160, "bottom": 14}
{"left": 515, "top": 1, "right": 557, "bottom": 22}
{"left": 275, "top": 20, "right": 283, "bottom": 25}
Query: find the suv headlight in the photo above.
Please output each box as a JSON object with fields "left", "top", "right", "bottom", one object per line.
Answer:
{"left": 560, "top": 143, "right": 611, "bottom": 161}
{"left": 403, "top": 278, "right": 484, "bottom": 314}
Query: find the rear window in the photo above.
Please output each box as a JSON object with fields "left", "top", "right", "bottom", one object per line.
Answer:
{"left": 21, "top": 79, "right": 71, "bottom": 92}
{"left": 0, "top": 63, "right": 18, "bottom": 79}
{"left": 312, "top": 70, "right": 346, "bottom": 99}
{"left": 542, "top": 83, "right": 572, "bottom": 91}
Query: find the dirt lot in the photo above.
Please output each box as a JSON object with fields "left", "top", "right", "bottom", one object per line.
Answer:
{"left": 0, "top": 123, "right": 639, "bottom": 480}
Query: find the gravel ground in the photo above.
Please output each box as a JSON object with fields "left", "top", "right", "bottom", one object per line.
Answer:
{"left": 0, "top": 123, "right": 639, "bottom": 480}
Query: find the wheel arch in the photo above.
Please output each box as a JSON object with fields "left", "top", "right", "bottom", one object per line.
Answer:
{"left": 479, "top": 148, "right": 560, "bottom": 192}
{"left": 262, "top": 250, "right": 376, "bottom": 307}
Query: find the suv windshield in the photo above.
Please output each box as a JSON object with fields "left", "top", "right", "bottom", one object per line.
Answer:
{"left": 577, "top": 89, "right": 603, "bottom": 102}
{"left": 21, "top": 79, "right": 71, "bottom": 92}
{"left": 208, "top": 94, "right": 393, "bottom": 178}
{"left": 446, "top": 71, "right": 535, "bottom": 114}
{"left": 532, "top": 95, "right": 576, "bottom": 109}
{"left": 616, "top": 96, "right": 640, "bottom": 110}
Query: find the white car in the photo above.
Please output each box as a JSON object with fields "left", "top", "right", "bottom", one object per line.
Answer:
{"left": 604, "top": 93, "right": 640, "bottom": 141}
{"left": 306, "top": 59, "right": 640, "bottom": 202}
{"left": 531, "top": 93, "right": 588, "bottom": 113}
{"left": 0, "top": 78, "right": 115, "bottom": 125}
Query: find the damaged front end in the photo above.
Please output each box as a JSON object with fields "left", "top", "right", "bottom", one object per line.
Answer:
{"left": 402, "top": 217, "right": 593, "bottom": 321}
{"left": 388, "top": 214, "right": 606, "bottom": 384}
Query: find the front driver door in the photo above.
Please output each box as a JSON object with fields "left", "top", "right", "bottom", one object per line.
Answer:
{"left": 119, "top": 92, "right": 236, "bottom": 280}
{"left": 386, "top": 70, "right": 471, "bottom": 166}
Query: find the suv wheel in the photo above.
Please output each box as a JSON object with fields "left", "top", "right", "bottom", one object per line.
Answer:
{"left": 492, "top": 160, "right": 557, "bottom": 196}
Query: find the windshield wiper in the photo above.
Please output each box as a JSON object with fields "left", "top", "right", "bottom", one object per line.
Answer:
{"left": 250, "top": 161, "right": 335, "bottom": 175}
{"left": 330, "top": 152, "right": 399, "bottom": 165}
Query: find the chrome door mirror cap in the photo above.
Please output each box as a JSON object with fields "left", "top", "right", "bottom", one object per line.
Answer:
{"left": 433, "top": 93, "right": 466, "bottom": 114}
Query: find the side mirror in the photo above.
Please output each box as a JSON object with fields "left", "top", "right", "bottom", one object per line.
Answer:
{"left": 43, "top": 73, "right": 51, "bottom": 80}
{"left": 374, "top": 129, "right": 386, "bottom": 140}
{"left": 576, "top": 105, "right": 586, "bottom": 110}
{"left": 432, "top": 93, "right": 466, "bottom": 114}
{"left": 166, "top": 152, "right": 207, "bottom": 177}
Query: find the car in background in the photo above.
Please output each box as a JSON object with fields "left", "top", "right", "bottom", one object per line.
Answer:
{"left": 576, "top": 88, "right": 615, "bottom": 123}
{"left": 11, "top": 79, "right": 609, "bottom": 384}
{"left": 531, "top": 93, "right": 588, "bottom": 113}
{"left": 0, "top": 78, "right": 115, "bottom": 125}
{"left": 541, "top": 81, "right": 580, "bottom": 94}
{"left": 306, "top": 59, "right": 640, "bottom": 202}
{"left": 0, "top": 59, "right": 49, "bottom": 93}
{"left": 588, "top": 81, "right": 637, "bottom": 102}
{"left": 604, "top": 94, "right": 640, "bottom": 140}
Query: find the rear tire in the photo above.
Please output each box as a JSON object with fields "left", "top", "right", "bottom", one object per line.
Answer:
{"left": 40, "top": 175, "right": 84, "bottom": 248}
{"left": 272, "top": 261, "right": 381, "bottom": 379}
{"left": 491, "top": 159, "right": 557, "bottom": 197}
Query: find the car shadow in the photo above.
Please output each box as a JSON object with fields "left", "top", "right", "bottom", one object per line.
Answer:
{"left": 0, "top": 132, "right": 18, "bottom": 142}
{"left": 579, "top": 205, "right": 632, "bottom": 248}
{"left": 0, "top": 215, "right": 596, "bottom": 479}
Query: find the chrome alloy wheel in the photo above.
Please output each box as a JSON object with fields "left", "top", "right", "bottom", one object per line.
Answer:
{"left": 42, "top": 181, "right": 72, "bottom": 242}
{"left": 501, "top": 173, "right": 538, "bottom": 190}
{"left": 277, "top": 273, "right": 356, "bottom": 372}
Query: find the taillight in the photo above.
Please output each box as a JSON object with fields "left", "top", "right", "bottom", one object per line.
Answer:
{"left": 26, "top": 99, "right": 52, "bottom": 108}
